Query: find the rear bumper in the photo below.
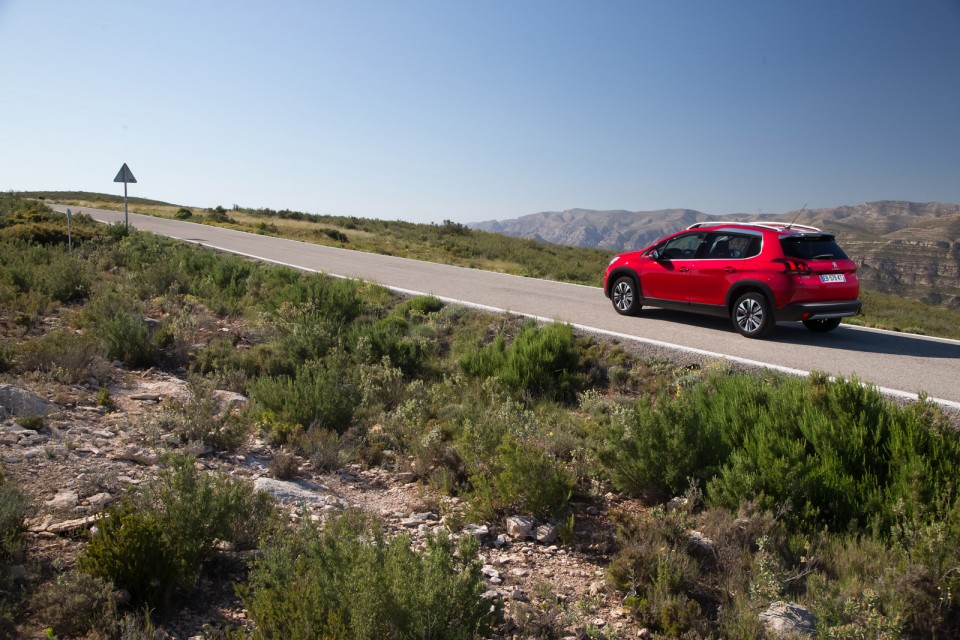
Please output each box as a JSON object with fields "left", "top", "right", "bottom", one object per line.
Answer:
{"left": 776, "top": 300, "right": 862, "bottom": 322}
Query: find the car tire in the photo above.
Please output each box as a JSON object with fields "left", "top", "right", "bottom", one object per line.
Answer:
{"left": 802, "top": 317, "right": 842, "bottom": 333}
{"left": 732, "top": 292, "right": 774, "bottom": 338}
{"left": 611, "top": 276, "right": 642, "bottom": 316}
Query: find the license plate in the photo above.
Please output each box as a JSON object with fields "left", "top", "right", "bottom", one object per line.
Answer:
{"left": 820, "top": 274, "right": 846, "bottom": 283}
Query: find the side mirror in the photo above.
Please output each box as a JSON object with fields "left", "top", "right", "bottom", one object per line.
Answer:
{"left": 650, "top": 249, "right": 661, "bottom": 260}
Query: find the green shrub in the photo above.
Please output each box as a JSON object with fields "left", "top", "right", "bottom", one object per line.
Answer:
{"left": 606, "top": 508, "right": 708, "bottom": 636}
{"left": 78, "top": 454, "right": 275, "bottom": 607}
{"left": 292, "top": 426, "right": 344, "bottom": 471}
{"left": 105, "top": 221, "right": 131, "bottom": 241}
{"left": 159, "top": 376, "right": 252, "bottom": 451}
{"left": 268, "top": 272, "right": 368, "bottom": 329}
{"left": 807, "top": 500, "right": 960, "bottom": 638}
{"left": 240, "top": 510, "right": 493, "bottom": 640}
{"left": 460, "top": 320, "right": 580, "bottom": 401}
{"left": 598, "top": 386, "right": 730, "bottom": 502}
{"left": 318, "top": 227, "right": 347, "bottom": 242}
{"left": 78, "top": 506, "right": 177, "bottom": 605}
{"left": 30, "top": 571, "right": 118, "bottom": 638}
{"left": 257, "top": 221, "right": 279, "bottom": 235}
{"left": 99, "top": 310, "right": 154, "bottom": 367}
{"left": 96, "top": 387, "right": 116, "bottom": 411}
{"left": 349, "top": 315, "right": 428, "bottom": 375}
{"left": 269, "top": 449, "right": 299, "bottom": 480}
{"left": 0, "top": 473, "right": 28, "bottom": 635}
{"left": 706, "top": 376, "right": 960, "bottom": 533}
{"left": 599, "top": 372, "right": 960, "bottom": 534}
{"left": 0, "top": 473, "right": 28, "bottom": 565}
{"left": 0, "top": 343, "right": 11, "bottom": 373}
{"left": 396, "top": 295, "right": 444, "bottom": 316}
{"left": 16, "top": 415, "right": 44, "bottom": 431}
{"left": 17, "top": 329, "right": 98, "bottom": 383}
{"left": 207, "top": 209, "right": 234, "bottom": 224}
{"left": 174, "top": 208, "right": 193, "bottom": 220}
{"left": 251, "top": 351, "right": 361, "bottom": 433}
{"left": 467, "top": 434, "right": 574, "bottom": 520}
{"left": 41, "top": 251, "right": 93, "bottom": 302}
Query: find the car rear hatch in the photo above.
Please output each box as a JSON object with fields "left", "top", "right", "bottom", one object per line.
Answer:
{"left": 778, "top": 233, "right": 859, "bottom": 299}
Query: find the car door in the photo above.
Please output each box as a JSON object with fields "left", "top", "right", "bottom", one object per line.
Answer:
{"left": 641, "top": 232, "right": 707, "bottom": 303}
{"left": 688, "top": 232, "right": 759, "bottom": 308}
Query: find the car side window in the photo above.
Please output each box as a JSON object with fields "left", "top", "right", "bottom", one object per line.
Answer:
{"left": 705, "top": 233, "right": 760, "bottom": 259}
{"left": 660, "top": 232, "right": 706, "bottom": 259}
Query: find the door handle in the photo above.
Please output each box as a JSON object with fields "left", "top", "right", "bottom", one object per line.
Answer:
{"left": 724, "top": 266, "right": 736, "bottom": 273}
{"left": 678, "top": 267, "right": 690, "bottom": 273}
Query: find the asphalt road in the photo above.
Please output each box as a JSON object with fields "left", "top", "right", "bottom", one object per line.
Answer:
{"left": 52, "top": 205, "right": 960, "bottom": 408}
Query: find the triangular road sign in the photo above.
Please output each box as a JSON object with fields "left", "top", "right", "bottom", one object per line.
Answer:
{"left": 114, "top": 163, "right": 137, "bottom": 184}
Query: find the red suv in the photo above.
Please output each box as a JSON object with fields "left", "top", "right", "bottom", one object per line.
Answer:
{"left": 603, "top": 222, "right": 862, "bottom": 338}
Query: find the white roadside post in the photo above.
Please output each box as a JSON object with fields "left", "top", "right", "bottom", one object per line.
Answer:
{"left": 113, "top": 163, "right": 138, "bottom": 228}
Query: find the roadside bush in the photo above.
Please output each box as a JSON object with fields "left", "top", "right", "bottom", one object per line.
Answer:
{"left": 41, "top": 251, "right": 93, "bottom": 302}
{"left": 99, "top": 309, "right": 154, "bottom": 367}
{"left": 706, "top": 376, "right": 960, "bottom": 533}
{"left": 467, "top": 434, "right": 574, "bottom": 520}
{"left": 240, "top": 509, "right": 493, "bottom": 640}
{"left": 78, "top": 506, "right": 177, "bottom": 605}
{"left": 174, "top": 208, "right": 193, "bottom": 220}
{"left": 598, "top": 385, "right": 730, "bottom": 502}
{"left": 159, "top": 376, "right": 253, "bottom": 451}
{"left": 17, "top": 329, "right": 99, "bottom": 383}
{"left": 599, "top": 372, "right": 960, "bottom": 534}
{"left": 349, "top": 315, "right": 429, "bottom": 375}
{"left": 269, "top": 449, "right": 300, "bottom": 480}
{"left": 267, "top": 272, "right": 368, "bottom": 330}
{"left": 0, "top": 472, "right": 28, "bottom": 565}
{"left": 606, "top": 508, "right": 708, "bottom": 637}
{"left": 251, "top": 350, "right": 361, "bottom": 433}
{"left": 292, "top": 426, "right": 344, "bottom": 471}
{"left": 78, "top": 454, "right": 275, "bottom": 607}
{"left": 206, "top": 208, "right": 234, "bottom": 224}
{"left": 460, "top": 321, "right": 580, "bottom": 401}
{"left": 0, "top": 343, "right": 12, "bottom": 372}
{"left": 30, "top": 571, "right": 118, "bottom": 638}
{"left": 807, "top": 500, "right": 960, "bottom": 637}
{"left": 0, "top": 220, "right": 99, "bottom": 246}
{"left": 395, "top": 294, "right": 444, "bottom": 316}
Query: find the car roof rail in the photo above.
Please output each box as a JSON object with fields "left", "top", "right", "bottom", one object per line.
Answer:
{"left": 686, "top": 221, "right": 822, "bottom": 233}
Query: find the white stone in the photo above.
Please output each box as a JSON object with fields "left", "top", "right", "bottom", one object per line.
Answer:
{"left": 506, "top": 515, "right": 535, "bottom": 539}
{"left": 45, "top": 490, "right": 79, "bottom": 510}
{"left": 534, "top": 523, "right": 558, "bottom": 544}
{"left": 0, "top": 384, "right": 54, "bottom": 417}
{"left": 758, "top": 601, "right": 817, "bottom": 637}
{"left": 253, "top": 477, "right": 328, "bottom": 504}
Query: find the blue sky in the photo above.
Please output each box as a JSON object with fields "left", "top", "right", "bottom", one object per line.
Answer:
{"left": 1, "top": 1, "right": 958, "bottom": 223}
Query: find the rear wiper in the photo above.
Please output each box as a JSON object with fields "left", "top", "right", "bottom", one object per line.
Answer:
{"left": 812, "top": 254, "right": 835, "bottom": 260}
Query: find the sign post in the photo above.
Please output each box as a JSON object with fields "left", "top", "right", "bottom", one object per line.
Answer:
{"left": 113, "top": 163, "right": 138, "bottom": 227}
{"left": 66, "top": 208, "right": 72, "bottom": 252}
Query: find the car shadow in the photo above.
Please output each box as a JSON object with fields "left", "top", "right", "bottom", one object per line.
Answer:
{"left": 768, "top": 323, "right": 960, "bottom": 358}
{"left": 638, "top": 309, "right": 960, "bottom": 359}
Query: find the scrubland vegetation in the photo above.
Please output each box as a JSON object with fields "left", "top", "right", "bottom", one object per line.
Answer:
{"left": 3, "top": 192, "right": 960, "bottom": 638}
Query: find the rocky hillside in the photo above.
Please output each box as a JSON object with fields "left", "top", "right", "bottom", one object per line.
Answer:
{"left": 471, "top": 201, "right": 960, "bottom": 307}
{"left": 472, "top": 208, "right": 708, "bottom": 253}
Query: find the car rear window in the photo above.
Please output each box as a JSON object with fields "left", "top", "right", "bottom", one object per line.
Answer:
{"left": 780, "top": 236, "right": 849, "bottom": 260}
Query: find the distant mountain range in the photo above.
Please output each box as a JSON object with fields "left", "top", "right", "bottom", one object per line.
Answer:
{"left": 470, "top": 201, "right": 960, "bottom": 307}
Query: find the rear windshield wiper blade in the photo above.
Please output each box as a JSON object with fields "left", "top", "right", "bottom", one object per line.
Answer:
{"left": 812, "top": 254, "right": 835, "bottom": 260}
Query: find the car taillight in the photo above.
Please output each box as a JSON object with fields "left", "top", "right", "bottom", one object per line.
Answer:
{"left": 774, "top": 258, "right": 812, "bottom": 275}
